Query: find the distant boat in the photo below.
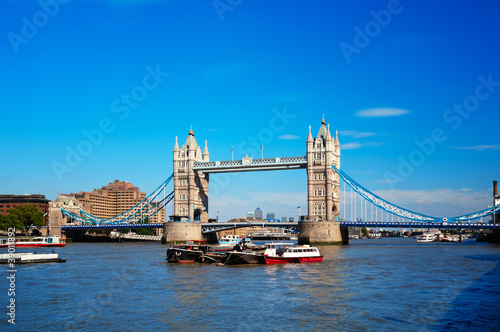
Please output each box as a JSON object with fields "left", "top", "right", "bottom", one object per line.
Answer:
{"left": 417, "top": 233, "right": 436, "bottom": 243}
{"left": 263, "top": 243, "right": 323, "bottom": 264}
{"left": 0, "top": 235, "right": 66, "bottom": 248}
{"left": 219, "top": 235, "right": 251, "bottom": 247}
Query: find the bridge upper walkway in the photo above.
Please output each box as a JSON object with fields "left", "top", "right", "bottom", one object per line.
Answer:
{"left": 193, "top": 156, "right": 307, "bottom": 173}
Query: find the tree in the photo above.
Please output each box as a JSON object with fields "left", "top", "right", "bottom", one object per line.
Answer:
{"left": 135, "top": 217, "right": 155, "bottom": 235}
{"left": 5, "top": 204, "right": 45, "bottom": 233}
{"left": 0, "top": 214, "right": 24, "bottom": 233}
{"left": 361, "top": 227, "right": 369, "bottom": 237}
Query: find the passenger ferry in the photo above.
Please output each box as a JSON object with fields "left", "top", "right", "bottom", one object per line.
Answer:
{"left": 263, "top": 243, "right": 323, "bottom": 264}
{"left": 417, "top": 233, "right": 436, "bottom": 243}
{"left": 0, "top": 235, "right": 66, "bottom": 248}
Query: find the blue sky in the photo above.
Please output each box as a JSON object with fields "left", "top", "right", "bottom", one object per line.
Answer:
{"left": 1, "top": 0, "right": 499, "bottom": 222}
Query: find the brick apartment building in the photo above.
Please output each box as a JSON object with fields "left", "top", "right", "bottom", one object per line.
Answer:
{"left": 0, "top": 194, "right": 50, "bottom": 218}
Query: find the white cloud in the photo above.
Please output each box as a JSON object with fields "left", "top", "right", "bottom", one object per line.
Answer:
{"left": 341, "top": 142, "right": 363, "bottom": 150}
{"left": 452, "top": 145, "right": 500, "bottom": 152}
{"left": 341, "top": 142, "right": 383, "bottom": 150}
{"left": 340, "top": 130, "right": 377, "bottom": 138}
{"left": 355, "top": 108, "right": 410, "bottom": 118}
{"left": 278, "top": 134, "right": 300, "bottom": 140}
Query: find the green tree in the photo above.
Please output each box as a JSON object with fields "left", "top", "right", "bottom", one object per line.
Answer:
{"left": 5, "top": 204, "right": 45, "bottom": 233}
{"left": 361, "top": 227, "right": 369, "bottom": 237}
{"left": 135, "top": 217, "right": 154, "bottom": 235}
{"left": 0, "top": 214, "right": 24, "bottom": 232}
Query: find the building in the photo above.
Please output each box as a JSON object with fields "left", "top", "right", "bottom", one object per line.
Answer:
{"left": 306, "top": 115, "right": 341, "bottom": 221}
{"left": 266, "top": 212, "right": 275, "bottom": 220}
{"left": 247, "top": 212, "right": 254, "bottom": 218}
{"left": 173, "top": 127, "right": 210, "bottom": 222}
{"left": 48, "top": 194, "right": 84, "bottom": 235}
{"left": 0, "top": 194, "right": 50, "bottom": 219}
{"left": 254, "top": 207, "right": 263, "bottom": 219}
{"left": 71, "top": 180, "right": 165, "bottom": 224}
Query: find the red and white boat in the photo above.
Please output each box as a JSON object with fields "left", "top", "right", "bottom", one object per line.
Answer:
{"left": 0, "top": 235, "right": 66, "bottom": 248}
{"left": 263, "top": 242, "right": 323, "bottom": 264}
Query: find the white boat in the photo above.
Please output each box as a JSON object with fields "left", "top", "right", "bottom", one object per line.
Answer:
{"left": 218, "top": 235, "right": 251, "bottom": 247}
{"left": 417, "top": 233, "right": 436, "bottom": 243}
{"left": 0, "top": 252, "right": 65, "bottom": 264}
{"left": 263, "top": 242, "right": 323, "bottom": 264}
{"left": 0, "top": 235, "right": 66, "bottom": 248}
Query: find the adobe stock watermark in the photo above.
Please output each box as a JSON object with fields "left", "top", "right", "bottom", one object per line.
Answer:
{"left": 209, "top": 106, "right": 296, "bottom": 198}
{"left": 7, "top": 0, "right": 70, "bottom": 54}
{"left": 52, "top": 64, "right": 169, "bottom": 182}
{"left": 6, "top": 228, "right": 17, "bottom": 325}
{"left": 339, "top": 0, "right": 406, "bottom": 64}
{"left": 213, "top": 0, "right": 243, "bottom": 22}
{"left": 384, "top": 74, "right": 500, "bottom": 187}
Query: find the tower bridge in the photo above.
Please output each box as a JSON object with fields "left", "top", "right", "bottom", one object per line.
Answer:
{"left": 165, "top": 116, "right": 344, "bottom": 244}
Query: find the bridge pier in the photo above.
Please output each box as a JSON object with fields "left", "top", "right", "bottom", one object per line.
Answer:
{"left": 161, "top": 222, "right": 205, "bottom": 244}
{"left": 297, "top": 221, "right": 346, "bottom": 245}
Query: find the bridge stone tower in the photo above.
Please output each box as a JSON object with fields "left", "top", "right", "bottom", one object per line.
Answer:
{"left": 306, "top": 115, "right": 341, "bottom": 221}
{"left": 172, "top": 127, "right": 210, "bottom": 223}
{"left": 299, "top": 115, "right": 345, "bottom": 245}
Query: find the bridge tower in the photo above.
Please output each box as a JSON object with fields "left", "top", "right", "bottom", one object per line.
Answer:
{"left": 173, "top": 127, "right": 210, "bottom": 223}
{"left": 300, "top": 115, "right": 345, "bottom": 245}
{"left": 306, "top": 115, "right": 341, "bottom": 221}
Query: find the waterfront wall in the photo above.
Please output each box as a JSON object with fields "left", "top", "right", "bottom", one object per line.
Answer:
{"left": 162, "top": 222, "right": 204, "bottom": 243}
{"left": 297, "top": 221, "right": 345, "bottom": 245}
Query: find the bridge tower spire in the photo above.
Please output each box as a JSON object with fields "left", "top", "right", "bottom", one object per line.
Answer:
{"left": 173, "top": 127, "right": 209, "bottom": 222}
{"left": 306, "top": 115, "right": 341, "bottom": 221}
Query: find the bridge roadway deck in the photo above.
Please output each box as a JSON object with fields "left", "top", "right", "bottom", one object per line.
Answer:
{"left": 61, "top": 221, "right": 500, "bottom": 231}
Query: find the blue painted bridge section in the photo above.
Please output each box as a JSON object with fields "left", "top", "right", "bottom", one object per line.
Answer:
{"left": 61, "top": 221, "right": 500, "bottom": 232}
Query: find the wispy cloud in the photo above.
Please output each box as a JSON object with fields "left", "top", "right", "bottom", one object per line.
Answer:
{"left": 202, "top": 63, "right": 254, "bottom": 81}
{"left": 340, "top": 130, "right": 377, "bottom": 138}
{"left": 341, "top": 142, "right": 384, "bottom": 150}
{"left": 355, "top": 108, "right": 410, "bottom": 118}
{"left": 278, "top": 134, "right": 300, "bottom": 140}
{"left": 451, "top": 145, "right": 500, "bottom": 152}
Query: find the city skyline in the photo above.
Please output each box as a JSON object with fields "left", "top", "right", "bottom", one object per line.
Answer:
{"left": 2, "top": 1, "right": 500, "bottom": 222}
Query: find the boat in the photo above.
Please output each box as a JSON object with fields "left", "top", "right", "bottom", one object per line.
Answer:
{"left": 417, "top": 233, "right": 436, "bottom": 243}
{"left": 263, "top": 243, "right": 323, "bottom": 264}
{"left": 218, "top": 235, "right": 251, "bottom": 247}
{"left": 0, "top": 235, "right": 66, "bottom": 248}
{"left": 223, "top": 250, "right": 265, "bottom": 265}
{"left": 166, "top": 240, "right": 210, "bottom": 263}
{"left": 0, "top": 252, "right": 66, "bottom": 264}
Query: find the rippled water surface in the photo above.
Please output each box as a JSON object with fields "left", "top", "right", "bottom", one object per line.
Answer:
{"left": 3, "top": 237, "right": 500, "bottom": 331}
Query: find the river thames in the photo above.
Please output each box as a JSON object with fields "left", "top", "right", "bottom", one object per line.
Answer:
{"left": 4, "top": 237, "right": 500, "bottom": 331}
